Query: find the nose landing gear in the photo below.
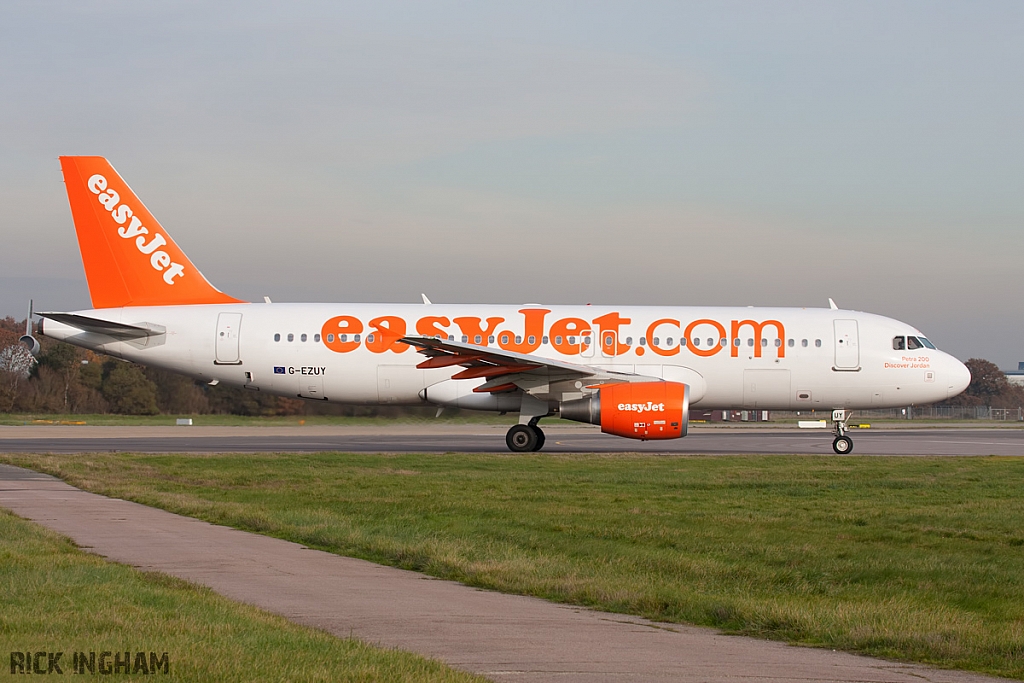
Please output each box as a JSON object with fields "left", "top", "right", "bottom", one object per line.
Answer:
{"left": 831, "top": 409, "right": 854, "bottom": 454}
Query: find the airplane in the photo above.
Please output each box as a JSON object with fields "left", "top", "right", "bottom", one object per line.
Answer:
{"left": 24, "top": 156, "right": 971, "bottom": 454}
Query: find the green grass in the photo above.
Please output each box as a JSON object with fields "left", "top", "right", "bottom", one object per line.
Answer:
{"left": 4, "top": 453, "right": 1024, "bottom": 679}
{"left": 0, "top": 506, "right": 485, "bottom": 682}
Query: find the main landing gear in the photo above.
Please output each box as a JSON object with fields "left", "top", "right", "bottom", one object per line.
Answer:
{"left": 506, "top": 422, "right": 546, "bottom": 452}
{"left": 831, "top": 409, "right": 853, "bottom": 454}
{"left": 507, "top": 394, "right": 550, "bottom": 452}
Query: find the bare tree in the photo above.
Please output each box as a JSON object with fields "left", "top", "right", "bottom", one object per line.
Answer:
{"left": 0, "top": 344, "right": 35, "bottom": 412}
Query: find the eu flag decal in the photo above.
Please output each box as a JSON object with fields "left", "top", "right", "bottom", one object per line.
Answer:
{"left": 274, "top": 366, "right": 286, "bottom": 374}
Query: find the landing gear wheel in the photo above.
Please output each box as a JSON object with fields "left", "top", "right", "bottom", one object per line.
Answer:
{"left": 531, "top": 426, "right": 546, "bottom": 451}
{"left": 832, "top": 435, "right": 853, "bottom": 454}
{"left": 506, "top": 424, "right": 539, "bottom": 452}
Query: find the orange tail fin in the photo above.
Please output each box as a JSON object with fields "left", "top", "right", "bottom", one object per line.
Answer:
{"left": 59, "top": 156, "right": 245, "bottom": 308}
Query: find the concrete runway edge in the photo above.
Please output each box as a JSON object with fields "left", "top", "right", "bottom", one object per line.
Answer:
{"left": 0, "top": 463, "right": 1011, "bottom": 683}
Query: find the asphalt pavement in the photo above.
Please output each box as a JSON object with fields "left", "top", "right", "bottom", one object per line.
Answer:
{"left": 0, "top": 424, "right": 1021, "bottom": 455}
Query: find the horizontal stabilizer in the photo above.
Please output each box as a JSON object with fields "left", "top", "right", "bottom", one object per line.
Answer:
{"left": 39, "top": 312, "right": 165, "bottom": 341}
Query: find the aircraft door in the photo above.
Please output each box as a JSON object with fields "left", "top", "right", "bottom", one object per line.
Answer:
{"left": 743, "top": 369, "right": 792, "bottom": 408}
{"left": 215, "top": 312, "right": 242, "bottom": 364}
{"left": 833, "top": 319, "right": 860, "bottom": 369}
{"left": 600, "top": 330, "right": 617, "bottom": 358}
{"left": 580, "top": 329, "right": 595, "bottom": 358}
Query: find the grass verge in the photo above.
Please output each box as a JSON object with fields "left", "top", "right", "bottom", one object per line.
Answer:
{"left": 0, "top": 413, "right": 523, "bottom": 427}
{"left": 0, "top": 506, "right": 484, "bottom": 682}
{"left": 3, "top": 452, "right": 1024, "bottom": 679}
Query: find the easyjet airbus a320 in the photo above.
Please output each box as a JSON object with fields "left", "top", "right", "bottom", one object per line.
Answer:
{"left": 25, "top": 157, "right": 971, "bottom": 453}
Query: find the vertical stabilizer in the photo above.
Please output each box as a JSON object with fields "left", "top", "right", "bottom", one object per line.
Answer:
{"left": 59, "top": 156, "right": 245, "bottom": 308}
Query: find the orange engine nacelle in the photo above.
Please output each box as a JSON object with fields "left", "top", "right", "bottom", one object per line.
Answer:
{"left": 559, "top": 381, "right": 689, "bottom": 440}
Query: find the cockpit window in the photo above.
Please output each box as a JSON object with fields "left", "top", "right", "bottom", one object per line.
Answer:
{"left": 907, "top": 336, "right": 924, "bottom": 350}
{"left": 892, "top": 336, "right": 905, "bottom": 350}
{"left": 919, "top": 337, "right": 936, "bottom": 349}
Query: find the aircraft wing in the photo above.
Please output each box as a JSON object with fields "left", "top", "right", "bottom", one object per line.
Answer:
{"left": 400, "top": 335, "right": 646, "bottom": 394}
{"left": 38, "top": 312, "right": 166, "bottom": 341}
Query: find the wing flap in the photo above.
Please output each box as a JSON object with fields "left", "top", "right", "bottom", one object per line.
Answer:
{"left": 400, "top": 336, "right": 596, "bottom": 378}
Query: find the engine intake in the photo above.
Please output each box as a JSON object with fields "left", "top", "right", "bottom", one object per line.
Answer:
{"left": 560, "top": 381, "right": 689, "bottom": 440}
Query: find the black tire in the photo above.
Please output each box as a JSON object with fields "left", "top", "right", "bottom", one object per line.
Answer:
{"left": 532, "top": 426, "right": 546, "bottom": 451}
{"left": 832, "top": 435, "right": 853, "bottom": 454}
{"left": 506, "top": 424, "right": 539, "bottom": 452}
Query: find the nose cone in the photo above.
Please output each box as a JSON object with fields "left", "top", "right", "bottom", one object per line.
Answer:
{"left": 947, "top": 357, "right": 971, "bottom": 399}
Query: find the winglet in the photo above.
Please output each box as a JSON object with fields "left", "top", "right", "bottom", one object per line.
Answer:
{"left": 828, "top": 298, "right": 838, "bottom": 310}
{"left": 59, "top": 156, "right": 245, "bottom": 308}
{"left": 421, "top": 293, "right": 432, "bottom": 305}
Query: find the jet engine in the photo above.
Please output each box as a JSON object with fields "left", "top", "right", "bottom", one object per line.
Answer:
{"left": 560, "top": 381, "right": 689, "bottom": 440}
{"left": 19, "top": 334, "right": 40, "bottom": 357}
{"left": 18, "top": 301, "right": 40, "bottom": 357}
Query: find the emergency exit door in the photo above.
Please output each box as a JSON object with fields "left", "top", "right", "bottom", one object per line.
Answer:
{"left": 833, "top": 319, "right": 859, "bottom": 370}
{"left": 215, "top": 312, "right": 242, "bottom": 364}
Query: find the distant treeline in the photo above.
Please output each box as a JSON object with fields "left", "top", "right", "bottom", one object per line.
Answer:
{"left": 0, "top": 317, "right": 427, "bottom": 416}
{"left": 1, "top": 316, "right": 1021, "bottom": 416}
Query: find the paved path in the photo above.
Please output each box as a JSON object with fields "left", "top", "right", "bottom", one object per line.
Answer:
{"left": 0, "top": 425, "right": 1021, "bottom": 455}
{"left": 0, "top": 464, "right": 1010, "bottom": 683}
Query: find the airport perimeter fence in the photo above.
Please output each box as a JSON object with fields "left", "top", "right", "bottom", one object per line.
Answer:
{"left": 788, "top": 406, "right": 1024, "bottom": 421}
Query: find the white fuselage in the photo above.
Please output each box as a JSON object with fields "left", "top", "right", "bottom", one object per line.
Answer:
{"left": 41, "top": 303, "right": 969, "bottom": 411}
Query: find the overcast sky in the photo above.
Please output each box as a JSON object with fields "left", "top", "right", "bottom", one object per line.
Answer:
{"left": 1, "top": 1, "right": 1021, "bottom": 366}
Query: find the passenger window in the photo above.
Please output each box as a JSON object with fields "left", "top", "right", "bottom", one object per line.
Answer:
{"left": 733, "top": 338, "right": 740, "bottom": 347}
{"left": 747, "top": 338, "right": 753, "bottom": 347}
{"left": 515, "top": 335, "right": 522, "bottom": 344}
{"left": 707, "top": 338, "right": 714, "bottom": 347}
{"left": 583, "top": 336, "right": 591, "bottom": 345}
{"left": 568, "top": 336, "right": 576, "bottom": 345}
{"left": 692, "top": 337, "right": 700, "bottom": 347}
{"left": 555, "top": 336, "right": 563, "bottom": 345}
{"left": 720, "top": 338, "right": 727, "bottom": 347}
{"left": 326, "top": 334, "right": 333, "bottom": 342}
{"left": 801, "top": 339, "right": 808, "bottom": 347}
{"left": 528, "top": 335, "right": 536, "bottom": 345}
{"left": 274, "top": 333, "right": 280, "bottom": 342}
{"left": 626, "top": 336, "right": 633, "bottom": 345}
{"left": 639, "top": 337, "right": 646, "bottom": 346}
{"left": 354, "top": 334, "right": 361, "bottom": 342}
{"left": 314, "top": 334, "right": 321, "bottom": 342}
{"left": 340, "top": 334, "right": 348, "bottom": 342}
{"left": 366, "top": 334, "right": 374, "bottom": 343}
{"left": 461, "top": 335, "right": 468, "bottom": 343}
{"left": 907, "top": 336, "right": 924, "bottom": 350}
{"left": 787, "top": 339, "right": 794, "bottom": 347}
{"left": 761, "top": 338, "right": 768, "bottom": 347}
{"left": 815, "top": 339, "right": 821, "bottom": 347}
{"left": 666, "top": 337, "right": 673, "bottom": 346}
{"left": 501, "top": 334, "right": 509, "bottom": 344}
{"left": 489, "top": 335, "right": 495, "bottom": 344}
{"left": 679, "top": 337, "right": 686, "bottom": 346}
{"left": 474, "top": 335, "right": 482, "bottom": 344}
{"left": 287, "top": 333, "right": 294, "bottom": 342}
{"left": 448, "top": 335, "right": 454, "bottom": 341}
{"left": 893, "top": 336, "right": 905, "bottom": 350}
{"left": 300, "top": 333, "right": 307, "bottom": 342}
{"left": 774, "top": 339, "right": 781, "bottom": 347}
